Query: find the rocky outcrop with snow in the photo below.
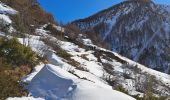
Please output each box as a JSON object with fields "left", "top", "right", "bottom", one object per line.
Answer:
{"left": 0, "top": 2, "right": 17, "bottom": 14}
{"left": 0, "top": 2, "right": 17, "bottom": 36}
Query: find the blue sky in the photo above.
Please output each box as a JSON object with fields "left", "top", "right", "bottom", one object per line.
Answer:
{"left": 38, "top": 0, "right": 170, "bottom": 24}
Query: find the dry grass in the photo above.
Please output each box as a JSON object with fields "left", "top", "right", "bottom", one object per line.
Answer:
{"left": 0, "top": 64, "right": 31, "bottom": 100}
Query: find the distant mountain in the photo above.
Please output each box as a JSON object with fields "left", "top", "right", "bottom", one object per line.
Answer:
{"left": 72, "top": 0, "right": 170, "bottom": 73}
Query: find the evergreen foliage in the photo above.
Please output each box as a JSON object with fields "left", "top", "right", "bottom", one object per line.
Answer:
{"left": 0, "top": 38, "right": 37, "bottom": 67}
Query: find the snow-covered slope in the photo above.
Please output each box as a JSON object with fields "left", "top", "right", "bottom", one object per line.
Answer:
{"left": 15, "top": 25, "right": 170, "bottom": 99}
{"left": 73, "top": 0, "right": 170, "bottom": 74}
{"left": 4, "top": 22, "right": 169, "bottom": 99}
{"left": 1, "top": 1, "right": 169, "bottom": 100}
{"left": 2, "top": 25, "right": 131, "bottom": 99}
{"left": 23, "top": 64, "right": 135, "bottom": 100}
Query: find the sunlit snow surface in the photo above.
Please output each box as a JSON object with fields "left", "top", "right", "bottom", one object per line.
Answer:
{"left": 21, "top": 64, "right": 135, "bottom": 100}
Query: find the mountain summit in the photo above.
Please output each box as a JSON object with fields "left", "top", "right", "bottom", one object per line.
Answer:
{"left": 73, "top": 0, "right": 170, "bottom": 73}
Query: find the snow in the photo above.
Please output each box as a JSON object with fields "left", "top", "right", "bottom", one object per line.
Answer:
{"left": 76, "top": 35, "right": 170, "bottom": 95}
{"left": 82, "top": 38, "right": 93, "bottom": 45}
{"left": 0, "top": 14, "right": 16, "bottom": 34}
{"left": 52, "top": 24, "right": 65, "bottom": 33}
{"left": 0, "top": 32, "right": 5, "bottom": 36}
{"left": 0, "top": 2, "right": 17, "bottom": 24}
{"left": 0, "top": 14, "right": 12, "bottom": 24}
{"left": 45, "top": 50, "right": 111, "bottom": 89}
{"left": 0, "top": 2, "right": 17, "bottom": 35}
{"left": 36, "top": 28, "right": 50, "bottom": 36}
{"left": 72, "top": 56, "right": 104, "bottom": 77}
{"left": 134, "top": 29, "right": 160, "bottom": 61}
{"left": 47, "top": 50, "right": 64, "bottom": 67}
{"left": 46, "top": 50, "right": 75, "bottom": 71}
{"left": 79, "top": 36, "right": 170, "bottom": 88}
{"left": 57, "top": 40, "right": 105, "bottom": 77}
{"left": 1, "top": 0, "right": 169, "bottom": 99}
{"left": 42, "top": 27, "right": 170, "bottom": 93}
{"left": 14, "top": 25, "right": 170, "bottom": 99}
{"left": 18, "top": 35, "right": 49, "bottom": 57}
{"left": 60, "top": 41, "right": 85, "bottom": 54}
{"left": 25, "top": 64, "right": 135, "bottom": 100}
{"left": 0, "top": 2, "right": 17, "bottom": 14}
{"left": 31, "top": 26, "right": 170, "bottom": 95}
{"left": 73, "top": 69, "right": 111, "bottom": 89}
{"left": 17, "top": 30, "right": 135, "bottom": 99}
{"left": 22, "top": 64, "right": 44, "bottom": 83}
{"left": 103, "top": 16, "right": 117, "bottom": 41}
{"left": 46, "top": 50, "right": 112, "bottom": 89}
{"left": 74, "top": 0, "right": 170, "bottom": 73}
{"left": 101, "top": 58, "right": 124, "bottom": 73}
{"left": 113, "top": 52, "right": 170, "bottom": 87}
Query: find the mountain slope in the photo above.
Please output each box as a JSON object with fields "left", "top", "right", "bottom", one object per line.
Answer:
{"left": 0, "top": 2, "right": 136, "bottom": 99}
{"left": 18, "top": 25, "right": 170, "bottom": 98}
{"left": 72, "top": 0, "right": 170, "bottom": 73}
{"left": 1, "top": 0, "right": 170, "bottom": 100}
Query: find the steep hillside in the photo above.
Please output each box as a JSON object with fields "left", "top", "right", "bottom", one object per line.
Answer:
{"left": 0, "top": 2, "right": 38, "bottom": 99}
{"left": 73, "top": 0, "right": 170, "bottom": 73}
{"left": 9, "top": 23, "right": 170, "bottom": 99}
{"left": 0, "top": 0, "right": 170, "bottom": 100}
{"left": 0, "top": 1, "right": 136, "bottom": 100}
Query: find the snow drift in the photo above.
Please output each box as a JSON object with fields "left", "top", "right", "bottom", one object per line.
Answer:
{"left": 26, "top": 64, "right": 135, "bottom": 100}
